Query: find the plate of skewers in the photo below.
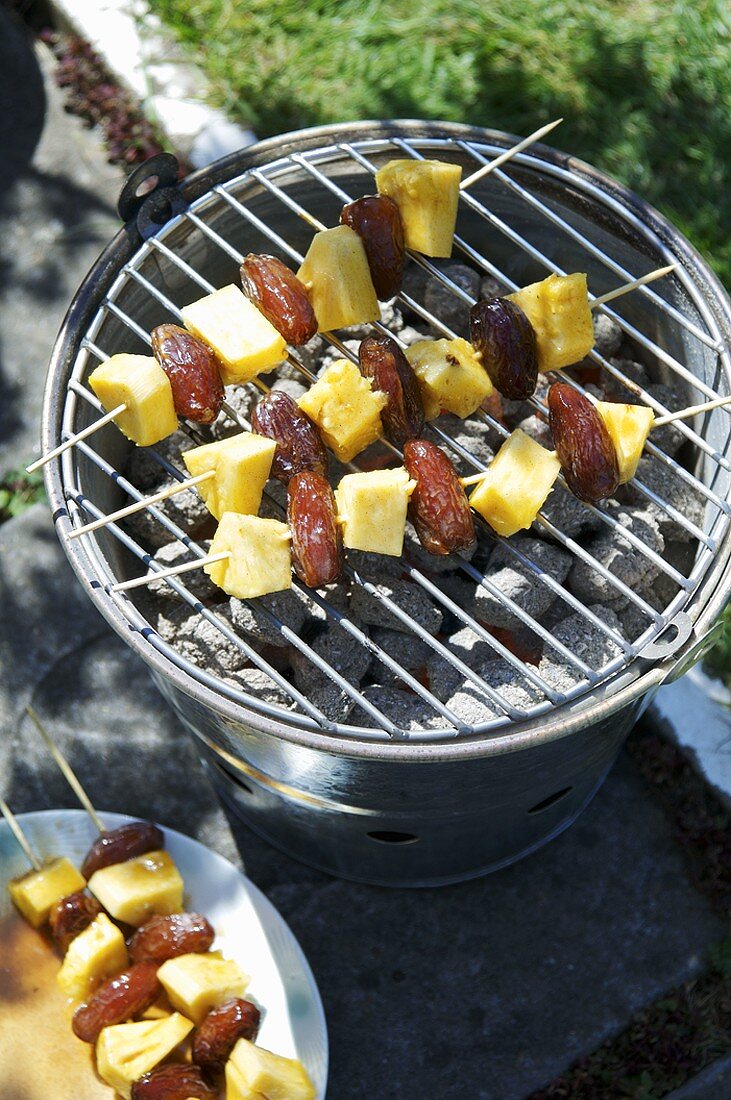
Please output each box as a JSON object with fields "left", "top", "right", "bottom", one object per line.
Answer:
{"left": 0, "top": 804, "right": 328, "bottom": 1100}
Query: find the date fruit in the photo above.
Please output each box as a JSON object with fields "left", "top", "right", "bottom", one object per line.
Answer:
{"left": 72, "top": 963, "right": 161, "bottom": 1043}
{"left": 404, "top": 439, "right": 475, "bottom": 555}
{"left": 358, "top": 335, "right": 424, "bottom": 446}
{"left": 81, "top": 821, "right": 164, "bottom": 879}
{"left": 129, "top": 912, "right": 215, "bottom": 965}
{"left": 547, "top": 382, "right": 620, "bottom": 502}
{"left": 192, "top": 997, "right": 261, "bottom": 1070}
{"left": 240, "top": 254, "right": 317, "bottom": 345}
{"left": 151, "top": 324, "right": 224, "bottom": 424}
{"left": 469, "top": 297, "right": 538, "bottom": 400}
{"left": 131, "top": 1064, "right": 217, "bottom": 1100}
{"left": 339, "top": 195, "right": 405, "bottom": 299}
{"left": 49, "top": 891, "right": 102, "bottom": 954}
{"left": 288, "top": 470, "right": 343, "bottom": 587}
{"left": 251, "top": 391, "right": 328, "bottom": 482}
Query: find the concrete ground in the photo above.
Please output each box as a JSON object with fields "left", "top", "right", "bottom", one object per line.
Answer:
{"left": 0, "top": 10, "right": 728, "bottom": 1099}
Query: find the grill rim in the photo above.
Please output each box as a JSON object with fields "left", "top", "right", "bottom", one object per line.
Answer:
{"left": 42, "top": 118, "right": 731, "bottom": 760}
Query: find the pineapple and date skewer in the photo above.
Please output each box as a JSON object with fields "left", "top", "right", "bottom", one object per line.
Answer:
{"left": 4, "top": 718, "right": 315, "bottom": 1100}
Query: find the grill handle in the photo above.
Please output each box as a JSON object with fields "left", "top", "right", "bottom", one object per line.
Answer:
{"left": 641, "top": 613, "right": 726, "bottom": 686}
{"left": 117, "top": 153, "right": 188, "bottom": 240}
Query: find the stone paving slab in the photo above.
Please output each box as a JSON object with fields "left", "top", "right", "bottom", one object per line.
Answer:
{"left": 0, "top": 17, "right": 123, "bottom": 475}
{"left": 1, "top": 505, "right": 725, "bottom": 1099}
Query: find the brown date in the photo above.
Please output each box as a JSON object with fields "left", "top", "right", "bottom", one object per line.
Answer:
{"left": 240, "top": 254, "right": 317, "bottom": 345}
{"left": 72, "top": 963, "right": 161, "bottom": 1043}
{"left": 129, "top": 912, "right": 215, "bottom": 965}
{"left": 358, "top": 335, "right": 424, "bottom": 446}
{"left": 340, "top": 194, "right": 405, "bottom": 299}
{"left": 469, "top": 297, "right": 538, "bottom": 400}
{"left": 288, "top": 471, "right": 343, "bottom": 587}
{"left": 547, "top": 382, "right": 620, "bottom": 502}
{"left": 403, "top": 439, "right": 475, "bottom": 556}
{"left": 81, "top": 821, "right": 164, "bottom": 879}
{"left": 192, "top": 998, "right": 261, "bottom": 1070}
{"left": 251, "top": 391, "right": 328, "bottom": 482}
{"left": 49, "top": 891, "right": 101, "bottom": 954}
{"left": 131, "top": 1064, "right": 217, "bottom": 1100}
{"left": 151, "top": 324, "right": 224, "bottom": 424}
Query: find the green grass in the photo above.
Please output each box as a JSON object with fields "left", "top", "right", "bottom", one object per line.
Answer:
{"left": 0, "top": 468, "right": 45, "bottom": 525}
{"left": 149, "top": 0, "right": 731, "bottom": 287}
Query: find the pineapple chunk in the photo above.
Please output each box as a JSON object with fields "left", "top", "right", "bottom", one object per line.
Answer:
{"left": 89, "top": 354, "right": 178, "bottom": 447}
{"left": 226, "top": 1038, "right": 316, "bottom": 1100}
{"left": 296, "top": 225, "right": 379, "bottom": 331}
{"left": 96, "top": 1013, "right": 193, "bottom": 1099}
{"left": 507, "top": 273, "right": 594, "bottom": 372}
{"left": 336, "top": 468, "right": 416, "bottom": 557}
{"left": 181, "top": 284, "right": 287, "bottom": 385}
{"left": 57, "top": 913, "right": 128, "bottom": 1003}
{"left": 87, "top": 850, "right": 183, "bottom": 928}
{"left": 469, "top": 429, "right": 561, "bottom": 537}
{"left": 205, "top": 513, "right": 292, "bottom": 600}
{"left": 8, "top": 857, "right": 85, "bottom": 928}
{"left": 595, "top": 400, "right": 654, "bottom": 483}
{"left": 182, "top": 432, "right": 276, "bottom": 520}
{"left": 158, "top": 953, "right": 250, "bottom": 1024}
{"left": 375, "top": 158, "right": 462, "bottom": 257}
{"left": 297, "top": 358, "right": 387, "bottom": 462}
{"left": 405, "top": 337, "right": 493, "bottom": 419}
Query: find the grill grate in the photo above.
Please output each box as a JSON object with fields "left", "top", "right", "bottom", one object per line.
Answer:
{"left": 53, "top": 132, "right": 731, "bottom": 742}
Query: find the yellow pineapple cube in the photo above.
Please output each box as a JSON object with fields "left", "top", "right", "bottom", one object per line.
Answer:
{"left": 226, "top": 1038, "right": 316, "bottom": 1100}
{"left": 469, "top": 429, "right": 561, "bottom": 536}
{"left": 205, "top": 513, "right": 292, "bottom": 600}
{"left": 298, "top": 359, "right": 386, "bottom": 462}
{"left": 87, "top": 851, "right": 183, "bottom": 928}
{"left": 182, "top": 432, "right": 276, "bottom": 520}
{"left": 405, "top": 337, "right": 493, "bottom": 419}
{"left": 181, "top": 284, "right": 287, "bottom": 385}
{"left": 158, "top": 953, "right": 250, "bottom": 1024}
{"left": 375, "top": 158, "right": 462, "bottom": 257}
{"left": 507, "top": 273, "right": 594, "bottom": 372}
{"left": 595, "top": 400, "right": 654, "bottom": 483}
{"left": 96, "top": 1013, "right": 193, "bottom": 1099}
{"left": 57, "top": 913, "right": 128, "bottom": 1003}
{"left": 89, "top": 354, "right": 178, "bottom": 447}
{"left": 336, "top": 468, "right": 416, "bottom": 557}
{"left": 8, "top": 857, "right": 85, "bottom": 928}
{"left": 296, "top": 225, "right": 379, "bottom": 332}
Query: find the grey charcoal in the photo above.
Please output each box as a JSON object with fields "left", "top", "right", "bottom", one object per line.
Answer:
{"left": 145, "top": 540, "right": 218, "bottom": 608}
{"left": 229, "top": 587, "right": 309, "bottom": 648}
{"left": 369, "top": 626, "right": 434, "bottom": 682}
{"left": 349, "top": 578, "right": 443, "bottom": 635}
{"left": 402, "top": 525, "right": 478, "bottom": 574}
{"left": 539, "top": 603, "right": 624, "bottom": 692}
{"left": 212, "top": 385, "right": 254, "bottom": 437}
{"left": 336, "top": 298, "right": 404, "bottom": 342}
{"left": 123, "top": 481, "right": 212, "bottom": 550}
{"left": 445, "top": 686, "right": 499, "bottom": 729}
{"left": 295, "top": 334, "right": 327, "bottom": 375}
{"left": 398, "top": 325, "right": 430, "bottom": 346}
{"left": 592, "top": 313, "right": 623, "bottom": 358}
{"left": 645, "top": 381, "right": 688, "bottom": 456}
{"left": 271, "top": 376, "right": 308, "bottom": 401}
{"left": 608, "top": 356, "right": 650, "bottom": 389}
{"left": 176, "top": 604, "right": 251, "bottom": 677}
{"left": 479, "top": 275, "right": 509, "bottom": 300}
{"left": 401, "top": 263, "right": 430, "bottom": 308}
{"left": 424, "top": 261, "right": 480, "bottom": 338}
{"left": 469, "top": 536, "right": 572, "bottom": 630}
{"left": 291, "top": 619, "right": 372, "bottom": 722}
{"left": 155, "top": 602, "right": 195, "bottom": 643}
{"left": 432, "top": 414, "right": 497, "bottom": 472}
{"left": 301, "top": 580, "right": 351, "bottom": 623}
{"left": 318, "top": 338, "right": 361, "bottom": 374}
{"left": 425, "top": 628, "right": 544, "bottom": 711}
{"left": 231, "top": 666, "right": 298, "bottom": 709}
{"left": 568, "top": 506, "right": 665, "bottom": 603}
{"left": 346, "top": 549, "right": 404, "bottom": 582}
{"left": 627, "top": 455, "right": 706, "bottom": 542}
{"left": 359, "top": 684, "right": 445, "bottom": 731}
{"left": 537, "top": 480, "right": 604, "bottom": 540}
{"left": 125, "top": 429, "right": 190, "bottom": 490}
{"left": 516, "top": 414, "right": 553, "bottom": 449}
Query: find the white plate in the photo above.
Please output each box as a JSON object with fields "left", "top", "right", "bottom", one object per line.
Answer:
{"left": 0, "top": 809, "right": 328, "bottom": 1098}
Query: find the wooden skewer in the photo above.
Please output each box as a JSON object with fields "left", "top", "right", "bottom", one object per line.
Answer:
{"left": 26, "top": 706, "right": 105, "bottom": 834}
{"left": 69, "top": 470, "right": 216, "bottom": 540}
{"left": 460, "top": 118, "right": 564, "bottom": 190}
{"left": 26, "top": 403, "right": 127, "bottom": 474}
{"left": 0, "top": 797, "right": 42, "bottom": 871}
{"left": 652, "top": 394, "right": 731, "bottom": 427}
{"left": 590, "top": 264, "right": 676, "bottom": 310}
{"left": 112, "top": 551, "right": 231, "bottom": 593}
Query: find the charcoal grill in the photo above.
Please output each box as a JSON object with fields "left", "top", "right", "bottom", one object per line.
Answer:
{"left": 42, "top": 121, "right": 731, "bottom": 884}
